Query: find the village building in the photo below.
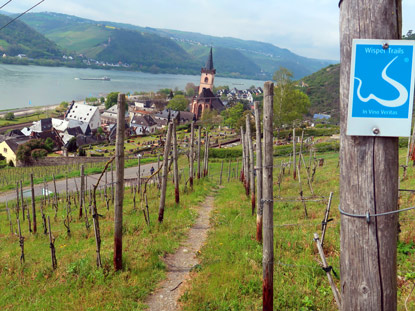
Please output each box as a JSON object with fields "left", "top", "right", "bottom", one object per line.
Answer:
{"left": 130, "top": 115, "right": 158, "bottom": 135}
{"left": 101, "top": 105, "right": 129, "bottom": 125}
{"left": 64, "top": 102, "right": 101, "bottom": 134}
{"left": 190, "top": 47, "right": 225, "bottom": 120}
{"left": 0, "top": 136, "right": 30, "bottom": 166}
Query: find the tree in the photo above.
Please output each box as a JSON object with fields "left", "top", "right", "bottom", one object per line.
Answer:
{"left": 105, "top": 92, "right": 119, "bottom": 109}
{"left": 44, "top": 137, "right": 54, "bottom": 152}
{"left": 221, "top": 102, "right": 245, "bottom": 129}
{"left": 167, "top": 95, "right": 189, "bottom": 111}
{"left": 4, "top": 112, "right": 15, "bottom": 120}
{"left": 201, "top": 109, "right": 222, "bottom": 130}
{"left": 273, "top": 67, "right": 310, "bottom": 128}
{"left": 185, "top": 82, "right": 196, "bottom": 97}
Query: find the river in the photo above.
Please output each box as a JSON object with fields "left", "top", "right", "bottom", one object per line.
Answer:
{"left": 0, "top": 64, "right": 265, "bottom": 110}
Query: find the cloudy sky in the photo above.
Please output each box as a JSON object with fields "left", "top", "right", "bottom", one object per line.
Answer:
{"left": 3, "top": 0, "right": 415, "bottom": 61}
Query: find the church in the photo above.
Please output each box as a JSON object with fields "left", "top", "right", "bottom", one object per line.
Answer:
{"left": 190, "top": 47, "right": 225, "bottom": 120}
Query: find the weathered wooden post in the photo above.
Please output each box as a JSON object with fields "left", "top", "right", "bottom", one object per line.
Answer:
{"left": 246, "top": 114, "right": 255, "bottom": 214}
{"left": 16, "top": 182, "right": 20, "bottom": 219}
{"left": 189, "top": 121, "right": 195, "bottom": 189}
{"left": 227, "top": 159, "right": 231, "bottom": 183}
{"left": 255, "top": 102, "right": 263, "bottom": 242}
{"left": 240, "top": 127, "right": 245, "bottom": 183}
{"left": 219, "top": 160, "right": 224, "bottom": 185}
{"left": 203, "top": 131, "right": 208, "bottom": 177}
{"left": 30, "top": 173, "right": 36, "bottom": 233}
{"left": 197, "top": 126, "right": 201, "bottom": 179}
{"left": 137, "top": 155, "right": 141, "bottom": 194}
{"left": 292, "top": 128, "right": 296, "bottom": 180}
{"left": 79, "top": 165, "right": 84, "bottom": 218}
{"left": 340, "top": 1, "right": 401, "bottom": 310}
{"left": 20, "top": 180, "right": 25, "bottom": 221}
{"left": 262, "top": 81, "right": 274, "bottom": 310}
{"left": 172, "top": 121, "right": 180, "bottom": 204}
{"left": 114, "top": 93, "right": 126, "bottom": 271}
{"left": 158, "top": 122, "right": 173, "bottom": 223}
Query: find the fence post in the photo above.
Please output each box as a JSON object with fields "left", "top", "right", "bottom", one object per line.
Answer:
{"left": 30, "top": 173, "right": 36, "bottom": 234}
{"left": 255, "top": 102, "right": 263, "bottom": 242}
{"left": 189, "top": 121, "right": 195, "bottom": 189}
{"left": 114, "top": 93, "right": 126, "bottom": 271}
{"left": 339, "top": 1, "right": 400, "bottom": 309}
{"left": 172, "top": 121, "right": 180, "bottom": 204}
{"left": 262, "top": 81, "right": 274, "bottom": 311}
{"left": 197, "top": 126, "right": 201, "bottom": 179}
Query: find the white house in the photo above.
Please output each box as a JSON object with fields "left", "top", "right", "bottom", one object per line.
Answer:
{"left": 65, "top": 102, "right": 101, "bottom": 134}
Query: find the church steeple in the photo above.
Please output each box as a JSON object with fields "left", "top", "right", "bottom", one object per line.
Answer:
{"left": 205, "top": 47, "right": 214, "bottom": 71}
{"left": 199, "top": 47, "right": 215, "bottom": 94}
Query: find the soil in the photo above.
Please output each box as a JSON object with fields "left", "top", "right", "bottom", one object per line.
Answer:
{"left": 146, "top": 194, "right": 215, "bottom": 310}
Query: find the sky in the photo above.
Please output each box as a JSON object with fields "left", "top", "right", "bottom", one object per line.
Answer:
{"left": 2, "top": 0, "right": 415, "bottom": 61}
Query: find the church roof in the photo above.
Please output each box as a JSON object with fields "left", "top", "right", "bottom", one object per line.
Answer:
{"left": 197, "top": 88, "right": 225, "bottom": 112}
{"left": 205, "top": 47, "right": 214, "bottom": 71}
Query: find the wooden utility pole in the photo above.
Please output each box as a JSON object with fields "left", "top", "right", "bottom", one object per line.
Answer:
{"left": 172, "top": 121, "right": 180, "bottom": 204}
{"left": 158, "top": 122, "right": 173, "bottom": 223}
{"left": 189, "top": 121, "right": 195, "bottom": 189}
{"left": 262, "top": 81, "right": 274, "bottom": 311}
{"left": 339, "top": 1, "right": 401, "bottom": 310}
{"left": 114, "top": 93, "right": 126, "bottom": 271}
{"left": 246, "top": 114, "right": 255, "bottom": 215}
{"left": 254, "top": 102, "right": 263, "bottom": 242}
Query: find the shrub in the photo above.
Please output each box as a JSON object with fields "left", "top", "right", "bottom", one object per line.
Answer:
{"left": 31, "top": 148, "right": 48, "bottom": 159}
{"left": 78, "top": 147, "right": 86, "bottom": 157}
{"left": 209, "top": 148, "right": 242, "bottom": 159}
{"left": 4, "top": 112, "right": 15, "bottom": 120}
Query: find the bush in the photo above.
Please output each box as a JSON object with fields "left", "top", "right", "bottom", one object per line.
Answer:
{"left": 78, "top": 147, "right": 86, "bottom": 157}
{"left": 274, "top": 127, "right": 340, "bottom": 139}
{"left": 209, "top": 148, "right": 242, "bottom": 159}
{"left": 4, "top": 112, "right": 15, "bottom": 120}
{"left": 31, "top": 148, "right": 48, "bottom": 159}
{"left": 273, "top": 141, "right": 340, "bottom": 156}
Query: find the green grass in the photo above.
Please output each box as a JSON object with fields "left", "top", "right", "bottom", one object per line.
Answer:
{"left": 180, "top": 148, "right": 415, "bottom": 310}
{"left": 0, "top": 111, "right": 61, "bottom": 127}
{"left": 0, "top": 164, "right": 218, "bottom": 310}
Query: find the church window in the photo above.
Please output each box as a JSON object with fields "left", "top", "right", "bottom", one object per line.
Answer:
{"left": 204, "top": 77, "right": 208, "bottom": 83}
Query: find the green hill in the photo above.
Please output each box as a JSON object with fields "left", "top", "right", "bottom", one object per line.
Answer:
{"left": 0, "top": 14, "right": 62, "bottom": 59}
{"left": 19, "top": 12, "right": 336, "bottom": 79}
{"left": 299, "top": 63, "right": 340, "bottom": 121}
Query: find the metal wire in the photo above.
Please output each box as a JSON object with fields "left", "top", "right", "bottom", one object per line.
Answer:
{"left": 339, "top": 205, "right": 415, "bottom": 223}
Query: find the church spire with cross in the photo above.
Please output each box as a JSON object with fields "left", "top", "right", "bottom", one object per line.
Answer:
{"left": 199, "top": 47, "right": 216, "bottom": 94}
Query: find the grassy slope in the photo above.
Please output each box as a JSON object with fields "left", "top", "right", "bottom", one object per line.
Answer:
{"left": 300, "top": 63, "right": 340, "bottom": 120}
{"left": 181, "top": 149, "right": 415, "bottom": 310}
{"left": 0, "top": 164, "right": 218, "bottom": 311}
{"left": 0, "top": 14, "right": 62, "bottom": 59}
{"left": 46, "top": 24, "right": 110, "bottom": 54}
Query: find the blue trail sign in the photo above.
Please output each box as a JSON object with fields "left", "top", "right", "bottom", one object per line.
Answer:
{"left": 347, "top": 39, "right": 415, "bottom": 137}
